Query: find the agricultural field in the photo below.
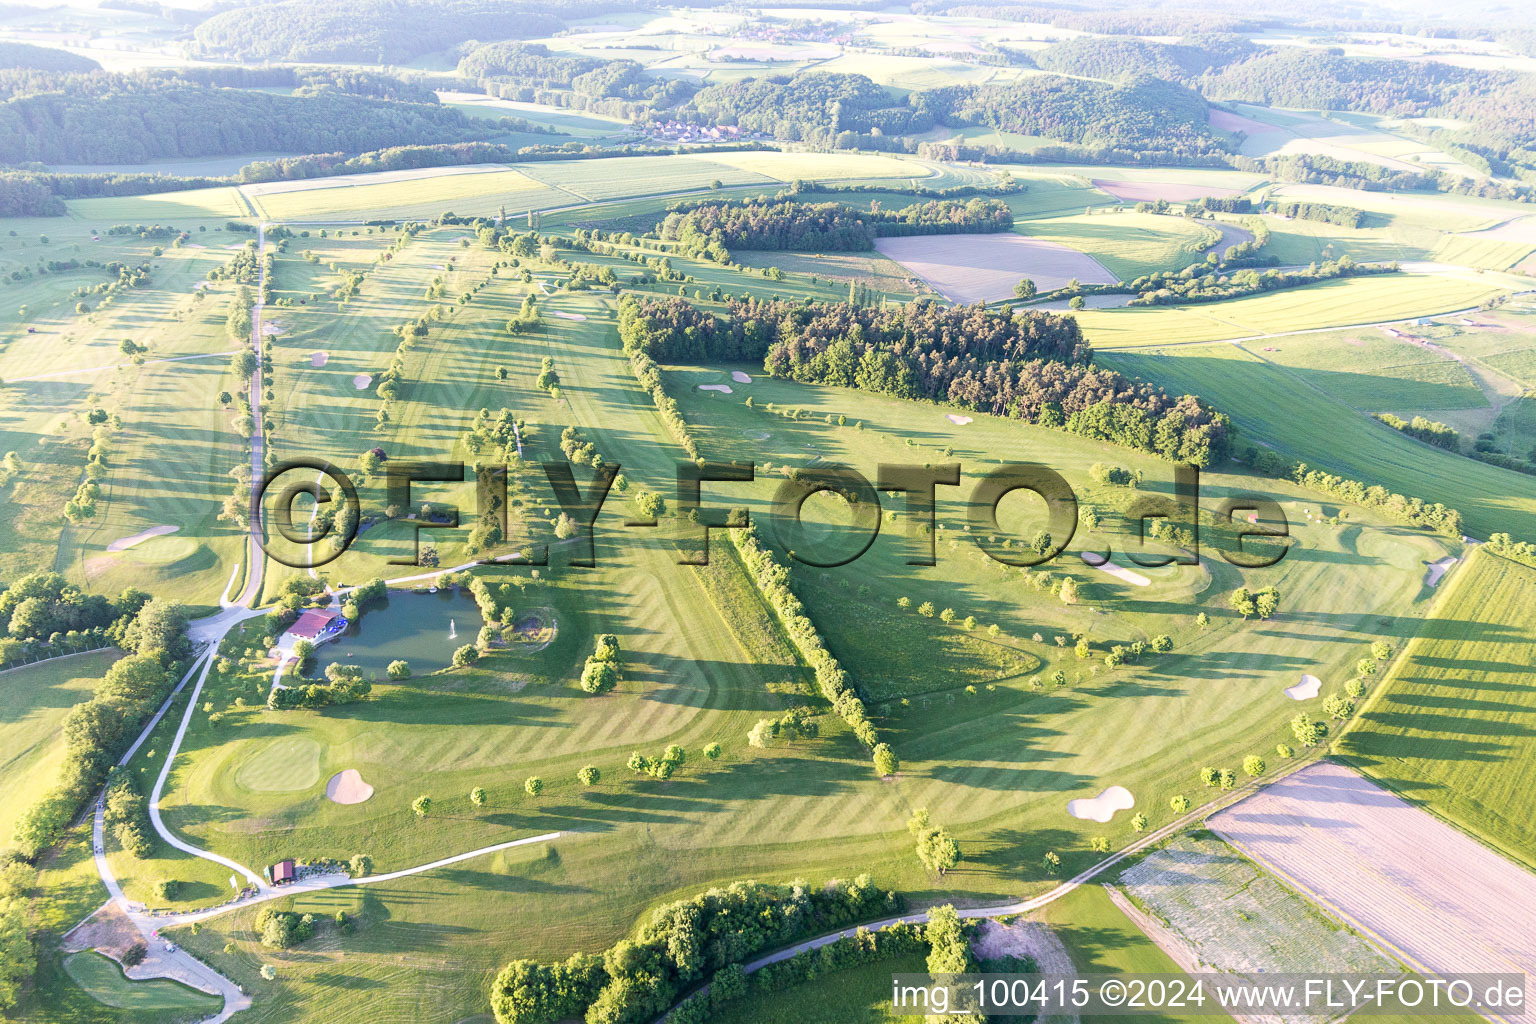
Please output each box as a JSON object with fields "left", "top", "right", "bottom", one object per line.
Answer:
{"left": 1013, "top": 210, "right": 1222, "bottom": 281}
{"left": 1074, "top": 270, "right": 1510, "bottom": 349}
{"left": 1245, "top": 328, "right": 1491, "bottom": 412}
{"left": 1210, "top": 760, "right": 1536, "bottom": 981}
{"left": 244, "top": 168, "right": 579, "bottom": 222}
{"left": 1338, "top": 548, "right": 1536, "bottom": 866}
{"left": 1116, "top": 831, "right": 1396, "bottom": 987}
{"left": 1103, "top": 341, "right": 1536, "bottom": 540}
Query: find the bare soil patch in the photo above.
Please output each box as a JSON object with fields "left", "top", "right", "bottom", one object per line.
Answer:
{"left": 875, "top": 233, "right": 1117, "bottom": 304}
{"left": 1209, "top": 760, "right": 1536, "bottom": 982}
{"left": 62, "top": 901, "right": 140, "bottom": 959}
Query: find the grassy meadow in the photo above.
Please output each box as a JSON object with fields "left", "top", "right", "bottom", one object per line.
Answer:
{"left": 0, "top": 651, "right": 118, "bottom": 839}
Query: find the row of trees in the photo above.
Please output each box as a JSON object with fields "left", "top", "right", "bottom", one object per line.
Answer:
{"left": 489, "top": 875, "right": 902, "bottom": 1024}
{"left": 1237, "top": 448, "right": 1466, "bottom": 538}
{"left": 13, "top": 600, "right": 188, "bottom": 857}
{"left": 1374, "top": 412, "right": 1460, "bottom": 451}
{"left": 1125, "top": 255, "right": 1394, "bottom": 307}
{"left": 626, "top": 346, "right": 701, "bottom": 464}
{"left": 729, "top": 524, "right": 895, "bottom": 778}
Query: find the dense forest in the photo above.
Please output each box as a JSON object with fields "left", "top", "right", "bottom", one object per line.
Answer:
{"left": 916, "top": 74, "right": 1230, "bottom": 159}
{"left": 190, "top": 0, "right": 614, "bottom": 63}
{"left": 0, "top": 42, "right": 100, "bottom": 74}
{"left": 462, "top": 43, "right": 697, "bottom": 116}
{"left": 617, "top": 295, "right": 1231, "bottom": 465}
{"left": 684, "top": 72, "right": 934, "bottom": 143}
{"left": 1031, "top": 34, "right": 1256, "bottom": 82}
{"left": 173, "top": 67, "right": 443, "bottom": 105}
{"left": 656, "top": 198, "right": 1012, "bottom": 258}
{"left": 1202, "top": 48, "right": 1536, "bottom": 179}
{"left": 0, "top": 71, "right": 500, "bottom": 165}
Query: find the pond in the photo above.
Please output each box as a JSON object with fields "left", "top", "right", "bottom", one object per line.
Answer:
{"left": 311, "top": 588, "right": 480, "bottom": 678}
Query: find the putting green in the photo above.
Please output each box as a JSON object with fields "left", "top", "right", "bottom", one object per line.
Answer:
{"left": 122, "top": 535, "right": 203, "bottom": 565}
{"left": 232, "top": 736, "right": 323, "bottom": 793}
{"left": 63, "top": 951, "right": 223, "bottom": 1013}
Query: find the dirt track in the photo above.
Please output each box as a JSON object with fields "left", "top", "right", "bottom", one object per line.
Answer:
{"left": 1209, "top": 760, "right": 1536, "bottom": 1019}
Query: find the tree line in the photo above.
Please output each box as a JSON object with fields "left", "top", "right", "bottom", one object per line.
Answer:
{"left": 11, "top": 595, "right": 189, "bottom": 858}
{"left": 489, "top": 875, "right": 902, "bottom": 1024}
{"left": 1239, "top": 445, "right": 1465, "bottom": 537}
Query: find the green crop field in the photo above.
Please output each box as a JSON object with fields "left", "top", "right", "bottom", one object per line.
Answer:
{"left": 62, "top": 951, "right": 222, "bottom": 1018}
{"left": 1339, "top": 548, "right": 1536, "bottom": 867}
{"left": 0, "top": 651, "right": 117, "bottom": 839}
{"left": 1246, "top": 329, "right": 1490, "bottom": 411}
{"left": 1103, "top": 342, "right": 1536, "bottom": 540}
{"left": 1074, "top": 272, "right": 1509, "bottom": 349}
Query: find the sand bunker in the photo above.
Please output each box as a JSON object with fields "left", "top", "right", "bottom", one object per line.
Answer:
{"left": 353, "top": 374, "right": 372, "bottom": 390}
{"left": 106, "top": 525, "right": 179, "bottom": 552}
{"left": 875, "top": 233, "right": 1118, "bottom": 305}
{"left": 325, "top": 768, "right": 373, "bottom": 805}
{"left": 743, "top": 430, "right": 771, "bottom": 441}
{"left": 551, "top": 311, "right": 587, "bottom": 321}
{"left": 310, "top": 351, "right": 328, "bottom": 367}
{"left": 1424, "top": 556, "right": 1457, "bottom": 587}
{"left": 946, "top": 413, "right": 973, "bottom": 425}
{"left": 1092, "top": 179, "right": 1240, "bottom": 203}
{"left": 260, "top": 322, "right": 283, "bottom": 336}
{"left": 699, "top": 384, "right": 733, "bottom": 394}
{"left": 731, "top": 371, "right": 753, "bottom": 384}
{"left": 1285, "top": 675, "right": 1321, "bottom": 701}
{"left": 1068, "top": 786, "right": 1134, "bottom": 822}
{"left": 1080, "top": 553, "right": 1150, "bottom": 586}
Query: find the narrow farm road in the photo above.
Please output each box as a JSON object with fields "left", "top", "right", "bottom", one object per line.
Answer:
{"left": 233, "top": 222, "right": 268, "bottom": 608}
